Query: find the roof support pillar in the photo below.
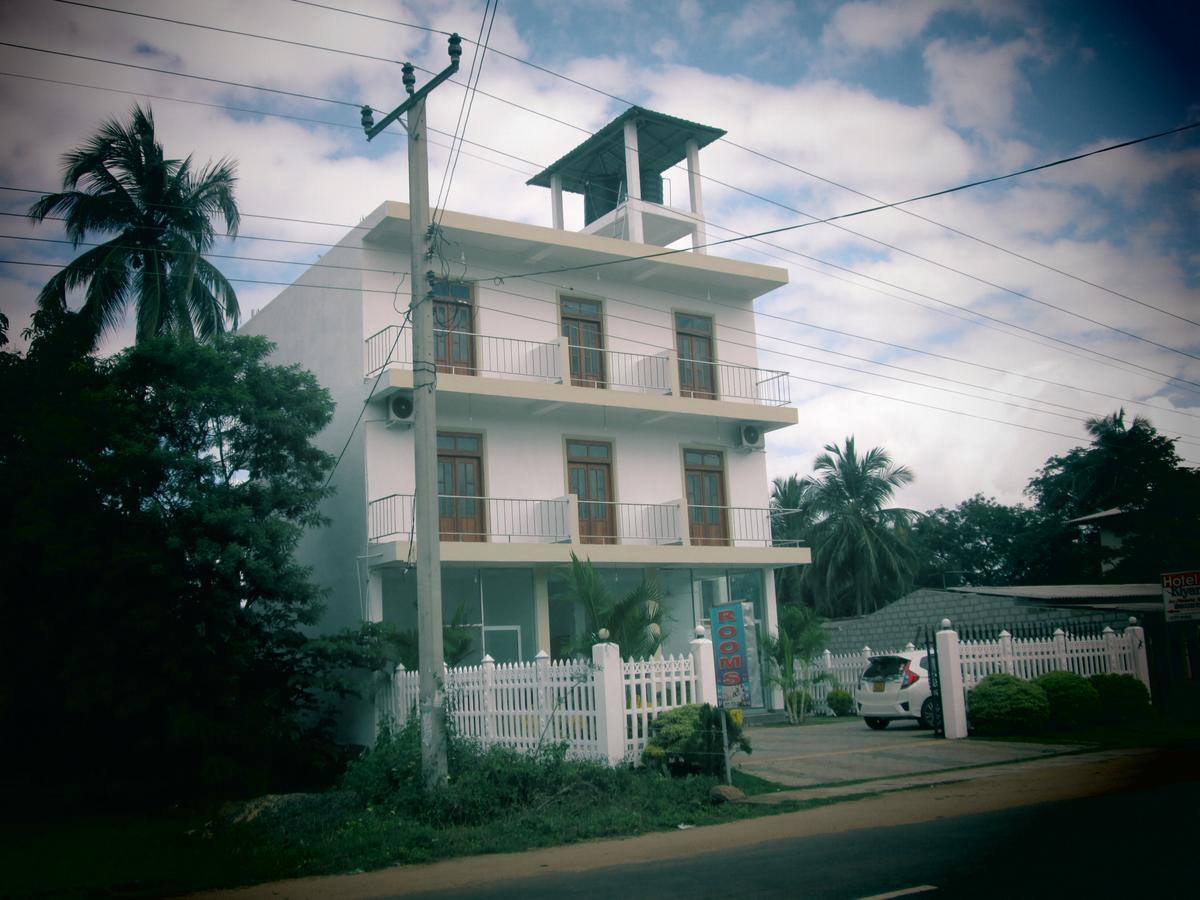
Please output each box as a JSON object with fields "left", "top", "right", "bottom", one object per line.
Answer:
{"left": 686, "top": 138, "right": 707, "bottom": 254}
{"left": 623, "top": 118, "right": 644, "bottom": 244}
{"left": 550, "top": 173, "right": 564, "bottom": 230}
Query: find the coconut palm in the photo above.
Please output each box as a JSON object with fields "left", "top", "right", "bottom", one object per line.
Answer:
{"left": 762, "top": 603, "right": 829, "bottom": 724}
{"left": 27, "top": 105, "right": 240, "bottom": 348}
{"left": 770, "top": 474, "right": 816, "bottom": 605}
{"left": 558, "top": 552, "right": 667, "bottom": 659}
{"left": 805, "top": 437, "right": 919, "bottom": 617}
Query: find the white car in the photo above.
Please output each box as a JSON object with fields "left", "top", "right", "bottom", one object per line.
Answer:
{"left": 855, "top": 650, "right": 938, "bottom": 730}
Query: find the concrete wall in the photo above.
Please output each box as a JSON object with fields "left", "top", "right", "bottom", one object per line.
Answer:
{"left": 823, "top": 588, "right": 1136, "bottom": 654}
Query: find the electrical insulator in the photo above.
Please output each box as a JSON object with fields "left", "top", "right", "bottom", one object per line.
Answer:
{"left": 448, "top": 33, "right": 462, "bottom": 65}
{"left": 360, "top": 105, "right": 375, "bottom": 132}
{"left": 402, "top": 62, "right": 416, "bottom": 95}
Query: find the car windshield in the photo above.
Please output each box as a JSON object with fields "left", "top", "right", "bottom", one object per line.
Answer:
{"left": 862, "top": 657, "right": 906, "bottom": 679}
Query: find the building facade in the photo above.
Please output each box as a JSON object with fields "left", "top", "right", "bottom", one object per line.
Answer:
{"left": 241, "top": 108, "right": 809, "bottom": 741}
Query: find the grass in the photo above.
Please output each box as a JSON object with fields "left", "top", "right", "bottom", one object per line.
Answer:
{"left": 970, "top": 713, "right": 1200, "bottom": 749}
{"left": 0, "top": 750, "right": 793, "bottom": 898}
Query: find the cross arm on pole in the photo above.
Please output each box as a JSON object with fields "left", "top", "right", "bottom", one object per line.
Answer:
{"left": 362, "top": 33, "right": 462, "bottom": 142}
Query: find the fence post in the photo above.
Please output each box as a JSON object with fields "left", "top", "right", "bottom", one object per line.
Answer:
{"left": 535, "top": 650, "right": 550, "bottom": 745}
{"left": 999, "top": 630, "right": 1014, "bottom": 675}
{"left": 936, "top": 618, "right": 969, "bottom": 739}
{"left": 1053, "top": 628, "right": 1069, "bottom": 672}
{"left": 592, "top": 640, "right": 626, "bottom": 765}
{"left": 1102, "top": 626, "right": 1120, "bottom": 674}
{"left": 690, "top": 628, "right": 718, "bottom": 707}
{"left": 1124, "top": 617, "right": 1152, "bottom": 699}
{"left": 481, "top": 655, "right": 495, "bottom": 746}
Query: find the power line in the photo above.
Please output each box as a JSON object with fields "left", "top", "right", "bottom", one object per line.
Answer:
{"left": 285, "top": 0, "right": 1200, "bottom": 330}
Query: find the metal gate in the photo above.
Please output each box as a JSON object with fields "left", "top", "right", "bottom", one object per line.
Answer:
{"left": 920, "top": 624, "right": 945, "bottom": 737}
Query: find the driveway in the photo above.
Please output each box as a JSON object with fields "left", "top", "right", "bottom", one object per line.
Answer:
{"left": 738, "top": 718, "right": 1072, "bottom": 787}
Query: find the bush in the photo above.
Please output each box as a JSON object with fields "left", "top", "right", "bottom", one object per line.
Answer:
{"left": 642, "top": 704, "right": 751, "bottom": 776}
{"left": 1034, "top": 671, "right": 1101, "bottom": 730}
{"left": 968, "top": 674, "right": 1050, "bottom": 735}
{"left": 1089, "top": 673, "right": 1151, "bottom": 724}
{"left": 827, "top": 689, "right": 855, "bottom": 717}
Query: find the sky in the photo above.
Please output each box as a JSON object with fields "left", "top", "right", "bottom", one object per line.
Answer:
{"left": 1, "top": 0, "right": 1197, "bottom": 513}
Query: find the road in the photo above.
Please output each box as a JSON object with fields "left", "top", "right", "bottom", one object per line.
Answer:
{"left": 401, "top": 780, "right": 1198, "bottom": 899}
{"left": 205, "top": 747, "right": 1196, "bottom": 900}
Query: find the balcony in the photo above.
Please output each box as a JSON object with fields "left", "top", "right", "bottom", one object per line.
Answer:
{"left": 367, "top": 493, "right": 810, "bottom": 568}
{"left": 364, "top": 325, "right": 794, "bottom": 426}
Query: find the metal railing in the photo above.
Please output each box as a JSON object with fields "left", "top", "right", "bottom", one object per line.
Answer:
{"left": 365, "top": 325, "right": 561, "bottom": 382}
{"left": 686, "top": 505, "right": 799, "bottom": 547}
{"left": 578, "top": 501, "right": 683, "bottom": 545}
{"left": 368, "top": 493, "right": 570, "bottom": 543}
{"left": 568, "top": 345, "right": 672, "bottom": 394}
{"left": 679, "top": 358, "right": 791, "bottom": 406}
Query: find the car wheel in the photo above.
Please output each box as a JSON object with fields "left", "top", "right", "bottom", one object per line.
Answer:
{"left": 920, "top": 696, "right": 942, "bottom": 730}
{"left": 864, "top": 717, "right": 889, "bottom": 730}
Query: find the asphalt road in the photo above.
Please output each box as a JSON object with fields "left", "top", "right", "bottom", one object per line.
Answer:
{"left": 400, "top": 780, "right": 1198, "bottom": 899}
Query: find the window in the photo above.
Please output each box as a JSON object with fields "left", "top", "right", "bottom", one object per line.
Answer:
{"left": 684, "top": 449, "right": 727, "bottom": 546}
{"left": 437, "top": 432, "right": 485, "bottom": 541}
{"left": 432, "top": 279, "right": 475, "bottom": 375}
{"left": 561, "top": 297, "right": 605, "bottom": 387}
{"left": 567, "top": 440, "right": 614, "bottom": 544}
{"left": 675, "top": 312, "right": 717, "bottom": 399}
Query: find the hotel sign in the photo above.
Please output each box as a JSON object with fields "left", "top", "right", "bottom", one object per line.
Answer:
{"left": 1163, "top": 570, "right": 1200, "bottom": 622}
{"left": 711, "top": 602, "right": 751, "bottom": 708}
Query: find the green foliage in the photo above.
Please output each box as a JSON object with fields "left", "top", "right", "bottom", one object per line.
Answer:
{"left": 556, "top": 552, "right": 667, "bottom": 658}
{"left": 826, "top": 688, "right": 855, "bottom": 717}
{"left": 967, "top": 674, "right": 1050, "bottom": 735}
{"left": 803, "top": 437, "right": 919, "bottom": 617}
{"left": 1034, "top": 671, "right": 1101, "bottom": 729}
{"left": 911, "top": 494, "right": 1045, "bottom": 587}
{"left": 0, "top": 332, "right": 337, "bottom": 802}
{"left": 27, "top": 104, "right": 241, "bottom": 349}
{"left": 763, "top": 603, "right": 829, "bottom": 724}
{"left": 1088, "top": 673, "right": 1152, "bottom": 724}
{"left": 642, "top": 704, "right": 751, "bottom": 776}
{"left": 770, "top": 475, "right": 816, "bottom": 605}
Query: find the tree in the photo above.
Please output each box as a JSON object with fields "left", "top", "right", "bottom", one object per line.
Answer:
{"left": 557, "top": 553, "right": 667, "bottom": 659}
{"left": 762, "top": 604, "right": 829, "bottom": 724}
{"left": 770, "top": 474, "right": 816, "bottom": 605}
{"left": 1026, "top": 409, "right": 1200, "bottom": 581}
{"left": 27, "top": 105, "right": 240, "bottom": 349}
{"left": 0, "top": 331, "right": 336, "bottom": 802}
{"left": 805, "top": 437, "right": 919, "bottom": 617}
{"left": 912, "top": 494, "right": 1044, "bottom": 587}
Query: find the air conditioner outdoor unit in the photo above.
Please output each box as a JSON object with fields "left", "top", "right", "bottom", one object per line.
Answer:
{"left": 737, "top": 423, "right": 765, "bottom": 451}
{"left": 387, "top": 391, "right": 415, "bottom": 428}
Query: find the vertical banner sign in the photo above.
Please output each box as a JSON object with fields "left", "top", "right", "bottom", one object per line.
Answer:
{"left": 712, "top": 602, "right": 751, "bottom": 708}
{"left": 1162, "top": 570, "right": 1200, "bottom": 622}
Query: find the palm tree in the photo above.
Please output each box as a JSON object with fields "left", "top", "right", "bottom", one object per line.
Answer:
{"left": 770, "top": 474, "right": 816, "bottom": 605}
{"left": 762, "top": 603, "right": 829, "bottom": 724}
{"left": 805, "top": 437, "right": 918, "bottom": 617}
{"left": 27, "top": 105, "right": 240, "bottom": 348}
{"left": 558, "top": 553, "right": 667, "bottom": 659}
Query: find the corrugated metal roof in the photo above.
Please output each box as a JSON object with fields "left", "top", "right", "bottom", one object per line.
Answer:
{"left": 1065, "top": 507, "right": 1125, "bottom": 525}
{"left": 527, "top": 106, "right": 726, "bottom": 192}
{"left": 950, "top": 584, "right": 1160, "bottom": 601}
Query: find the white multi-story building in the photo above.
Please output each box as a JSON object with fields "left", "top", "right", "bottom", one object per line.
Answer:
{"left": 242, "top": 108, "right": 809, "bottom": 739}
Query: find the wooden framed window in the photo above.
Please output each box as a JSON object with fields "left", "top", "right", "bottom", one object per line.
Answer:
{"left": 675, "top": 312, "right": 717, "bottom": 399}
{"left": 561, "top": 297, "right": 606, "bottom": 388}
{"left": 432, "top": 279, "right": 475, "bottom": 375}
{"left": 567, "top": 439, "right": 614, "bottom": 544}
{"left": 437, "top": 432, "right": 485, "bottom": 541}
{"left": 684, "top": 448, "right": 727, "bottom": 546}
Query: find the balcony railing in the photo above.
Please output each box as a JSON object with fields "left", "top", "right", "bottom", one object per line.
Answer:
{"left": 365, "top": 326, "right": 790, "bottom": 407}
{"left": 369, "top": 493, "right": 570, "bottom": 543}
{"left": 365, "top": 325, "right": 561, "bottom": 382}
{"left": 679, "top": 358, "right": 791, "bottom": 406}
{"left": 370, "top": 494, "right": 803, "bottom": 551}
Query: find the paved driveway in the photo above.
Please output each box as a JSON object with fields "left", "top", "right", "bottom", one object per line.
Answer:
{"left": 738, "top": 718, "right": 1071, "bottom": 787}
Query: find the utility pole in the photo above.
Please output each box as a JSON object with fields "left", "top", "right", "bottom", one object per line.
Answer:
{"left": 362, "top": 33, "right": 461, "bottom": 789}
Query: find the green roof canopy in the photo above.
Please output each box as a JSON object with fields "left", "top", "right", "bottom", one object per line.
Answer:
{"left": 526, "top": 106, "right": 725, "bottom": 193}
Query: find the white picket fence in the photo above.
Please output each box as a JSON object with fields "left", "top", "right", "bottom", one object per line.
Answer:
{"left": 376, "top": 639, "right": 716, "bottom": 764}
{"left": 802, "top": 623, "right": 1150, "bottom": 717}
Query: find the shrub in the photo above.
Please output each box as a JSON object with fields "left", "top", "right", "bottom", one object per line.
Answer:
{"left": 1034, "top": 671, "right": 1101, "bottom": 730}
{"left": 827, "top": 688, "right": 855, "bottom": 717}
{"left": 968, "top": 674, "right": 1049, "bottom": 735}
{"left": 1088, "top": 673, "right": 1151, "bottom": 724}
{"left": 642, "top": 704, "right": 751, "bottom": 776}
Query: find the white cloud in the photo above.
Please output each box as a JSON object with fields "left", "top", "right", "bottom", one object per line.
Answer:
{"left": 924, "top": 36, "right": 1043, "bottom": 135}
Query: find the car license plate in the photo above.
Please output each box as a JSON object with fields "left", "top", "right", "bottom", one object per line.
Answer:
{"left": 872, "top": 682, "right": 884, "bottom": 692}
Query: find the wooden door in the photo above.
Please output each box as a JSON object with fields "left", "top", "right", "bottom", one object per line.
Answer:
{"left": 433, "top": 280, "right": 475, "bottom": 375}
{"left": 676, "top": 312, "right": 717, "bottom": 399}
{"left": 437, "top": 432, "right": 485, "bottom": 541}
{"left": 567, "top": 440, "right": 614, "bottom": 544}
{"left": 684, "top": 448, "right": 728, "bottom": 546}
{"left": 561, "top": 298, "right": 605, "bottom": 387}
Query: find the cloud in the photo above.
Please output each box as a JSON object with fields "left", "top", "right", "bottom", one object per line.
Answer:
{"left": 924, "top": 36, "right": 1043, "bottom": 135}
{"left": 822, "top": 0, "right": 953, "bottom": 53}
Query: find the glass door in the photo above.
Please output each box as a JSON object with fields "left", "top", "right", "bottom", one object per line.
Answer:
{"left": 567, "top": 440, "right": 614, "bottom": 544}
{"left": 433, "top": 280, "right": 475, "bottom": 375}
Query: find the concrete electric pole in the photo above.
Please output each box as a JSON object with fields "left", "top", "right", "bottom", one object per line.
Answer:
{"left": 362, "top": 33, "right": 461, "bottom": 789}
